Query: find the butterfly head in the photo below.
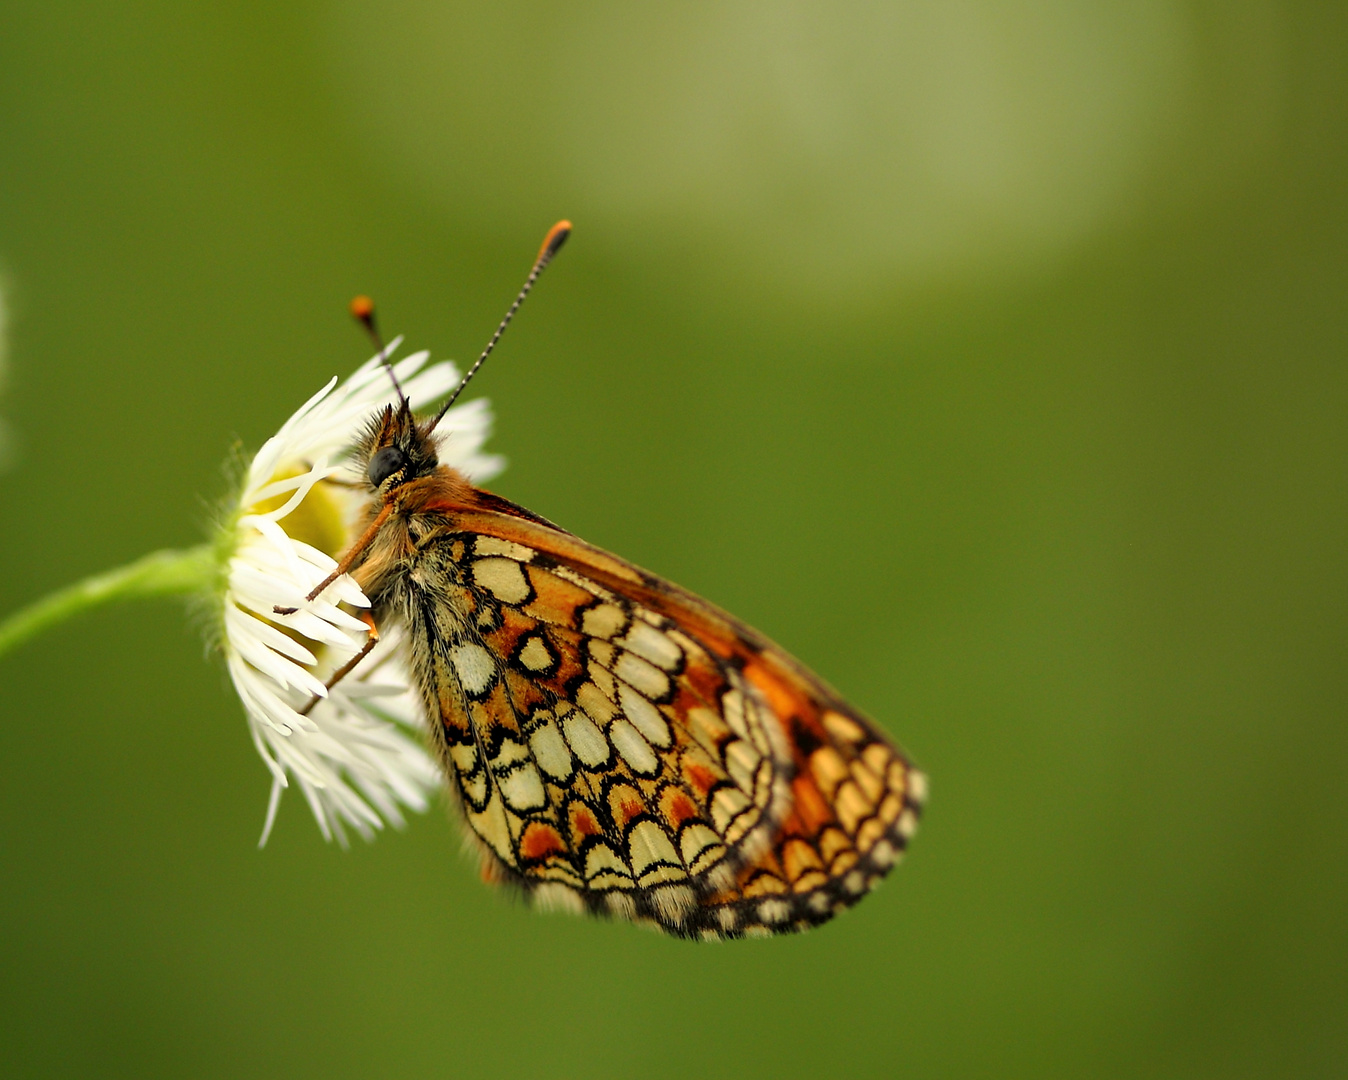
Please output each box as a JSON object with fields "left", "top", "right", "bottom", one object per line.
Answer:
{"left": 358, "top": 401, "right": 440, "bottom": 497}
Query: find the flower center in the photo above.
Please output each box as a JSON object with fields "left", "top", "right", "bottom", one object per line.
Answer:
{"left": 252, "top": 467, "right": 352, "bottom": 560}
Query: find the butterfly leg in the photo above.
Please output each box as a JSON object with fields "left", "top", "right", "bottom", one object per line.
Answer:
{"left": 297, "top": 610, "right": 380, "bottom": 716}
{"left": 274, "top": 502, "right": 393, "bottom": 614}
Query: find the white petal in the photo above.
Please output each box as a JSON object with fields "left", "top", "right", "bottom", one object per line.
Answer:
{"left": 224, "top": 604, "right": 317, "bottom": 666}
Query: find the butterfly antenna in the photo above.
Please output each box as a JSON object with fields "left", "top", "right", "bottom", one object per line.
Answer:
{"left": 350, "top": 294, "right": 407, "bottom": 407}
{"left": 427, "top": 220, "right": 572, "bottom": 433}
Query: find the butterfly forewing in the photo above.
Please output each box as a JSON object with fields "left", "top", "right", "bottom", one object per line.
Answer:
{"left": 388, "top": 518, "right": 794, "bottom": 928}
{"left": 392, "top": 503, "right": 925, "bottom": 938}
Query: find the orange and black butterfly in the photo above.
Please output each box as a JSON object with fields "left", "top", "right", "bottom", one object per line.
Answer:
{"left": 285, "top": 223, "right": 926, "bottom": 939}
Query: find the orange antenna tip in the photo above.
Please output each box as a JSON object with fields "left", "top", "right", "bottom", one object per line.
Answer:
{"left": 538, "top": 220, "right": 572, "bottom": 262}
{"left": 427, "top": 219, "right": 574, "bottom": 432}
{"left": 348, "top": 294, "right": 404, "bottom": 403}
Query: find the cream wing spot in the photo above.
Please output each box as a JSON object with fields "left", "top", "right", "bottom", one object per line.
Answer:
{"left": 575, "top": 681, "right": 617, "bottom": 725}
{"left": 587, "top": 639, "right": 616, "bottom": 667}
{"left": 834, "top": 780, "right": 870, "bottom": 835}
{"left": 723, "top": 738, "right": 762, "bottom": 794}
{"left": 619, "top": 621, "right": 682, "bottom": 671}
{"left": 529, "top": 720, "right": 573, "bottom": 780}
{"left": 743, "top": 685, "right": 785, "bottom": 759}
{"left": 517, "top": 635, "right": 554, "bottom": 672}
{"left": 614, "top": 650, "right": 672, "bottom": 700}
{"left": 581, "top": 603, "right": 627, "bottom": 639}
{"left": 678, "top": 824, "right": 725, "bottom": 870}
{"left": 710, "top": 786, "right": 753, "bottom": 834}
{"left": 720, "top": 688, "right": 748, "bottom": 739}
{"left": 684, "top": 705, "right": 737, "bottom": 764}
{"left": 461, "top": 770, "right": 488, "bottom": 807}
{"left": 588, "top": 661, "right": 617, "bottom": 701}
{"left": 618, "top": 684, "right": 671, "bottom": 748}
{"left": 473, "top": 536, "right": 534, "bottom": 561}
{"left": 609, "top": 719, "right": 659, "bottom": 776}
{"left": 467, "top": 793, "right": 514, "bottom": 863}
{"left": 822, "top": 710, "right": 866, "bottom": 744}
{"left": 473, "top": 557, "right": 531, "bottom": 603}
{"left": 448, "top": 743, "right": 479, "bottom": 775}
{"left": 628, "top": 820, "right": 682, "bottom": 877}
{"left": 499, "top": 764, "right": 547, "bottom": 811}
{"left": 851, "top": 759, "right": 885, "bottom": 802}
{"left": 640, "top": 862, "right": 692, "bottom": 887}
{"left": 856, "top": 816, "right": 886, "bottom": 854}
{"left": 585, "top": 843, "right": 633, "bottom": 886}
{"left": 809, "top": 746, "right": 849, "bottom": 798}
{"left": 562, "top": 710, "right": 610, "bottom": 767}
{"left": 752, "top": 758, "right": 776, "bottom": 806}
{"left": 449, "top": 642, "right": 496, "bottom": 697}
{"left": 492, "top": 738, "right": 530, "bottom": 769}
{"left": 862, "top": 742, "right": 892, "bottom": 778}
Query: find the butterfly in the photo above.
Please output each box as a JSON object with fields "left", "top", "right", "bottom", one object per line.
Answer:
{"left": 284, "top": 222, "right": 926, "bottom": 939}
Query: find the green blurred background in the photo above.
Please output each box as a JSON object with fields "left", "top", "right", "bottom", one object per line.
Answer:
{"left": 1, "top": 2, "right": 1345, "bottom": 1077}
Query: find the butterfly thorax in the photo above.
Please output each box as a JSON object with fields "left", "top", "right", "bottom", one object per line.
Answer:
{"left": 353, "top": 471, "right": 472, "bottom": 589}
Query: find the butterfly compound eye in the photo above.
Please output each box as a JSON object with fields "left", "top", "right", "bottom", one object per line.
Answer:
{"left": 367, "top": 445, "right": 408, "bottom": 488}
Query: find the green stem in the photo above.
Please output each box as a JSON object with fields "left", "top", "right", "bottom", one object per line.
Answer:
{"left": 0, "top": 545, "right": 216, "bottom": 659}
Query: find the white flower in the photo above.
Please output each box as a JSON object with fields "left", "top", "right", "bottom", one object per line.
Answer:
{"left": 221, "top": 341, "right": 503, "bottom": 845}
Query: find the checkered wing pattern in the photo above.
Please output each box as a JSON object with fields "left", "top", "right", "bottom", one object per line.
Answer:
{"left": 404, "top": 507, "right": 926, "bottom": 939}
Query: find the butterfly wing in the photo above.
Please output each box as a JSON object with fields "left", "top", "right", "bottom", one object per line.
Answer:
{"left": 405, "top": 498, "right": 925, "bottom": 939}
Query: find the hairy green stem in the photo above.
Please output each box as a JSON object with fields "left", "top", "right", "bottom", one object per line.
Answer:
{"left": 0, "top": 545, "right": 216, "bottom": 659}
